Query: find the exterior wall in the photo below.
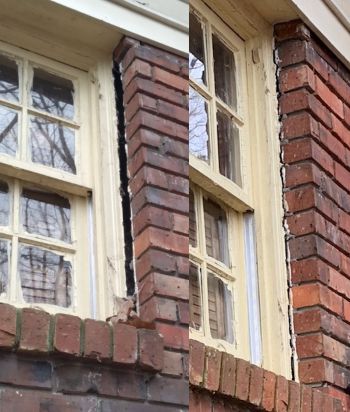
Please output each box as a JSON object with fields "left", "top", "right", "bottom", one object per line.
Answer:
{"left": 276, "top": 20, "right": 350, "bottom": 411}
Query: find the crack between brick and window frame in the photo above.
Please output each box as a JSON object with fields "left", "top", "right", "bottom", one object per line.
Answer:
{"left": 274, "top": 43, "right": 298, "bottom": 382}
{"left": 113, "top": 62, "right": 136, "bottom": 299}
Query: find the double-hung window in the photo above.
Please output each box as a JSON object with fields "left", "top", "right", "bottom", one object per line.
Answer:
{"left": 0, "top": 43, "right": 92, "bottom": 315}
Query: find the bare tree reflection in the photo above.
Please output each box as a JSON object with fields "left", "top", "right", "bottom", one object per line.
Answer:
{"left": 19, "top": 245, "right": 72, "bottom": 307}
{"left": 189, "top": 87, "right": 209, "bottom": 161}
{"left": 0, "top": 181, "right": 9, "bottom": 227}
{"left": 0, "top": 55, "right": 19, "bottom": 102}
{"left": 0, "top": 107, "right": 18, "bottom": 156}
{"left": 0, "top": 240, "right": 8, "bottom": 295}
{"left": 21, "top": 188, "right": 71, "bottom": 242}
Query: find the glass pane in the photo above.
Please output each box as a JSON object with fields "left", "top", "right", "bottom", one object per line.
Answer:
{"left": 0, "top": 106, "right": 18, "bottom": 157}
{"left": 208, "top": 273, "right": 233, "bottom": 343}
{"left": 189, "top": 13, "right": 206, "bottom": 85}
{"left": 0, "top": 181, "right": 9, "bottom": 227}
{"left": 189, "top": 190, "right": 197, "bottom": 247}
{"left": 0, "top": 239, "right": 9, "bottom": 296}
{"left": 21, "top": 187, "right": 71, "bottom": 242}
{"left": 29, "top": 116, "right": 76, "bottom": 173}
{"left": 189, "top": 88, "right": 209, "bottom": 162}
{"left": 204, "top": 198, "right": 229, "bottom": 266}
{"left": 189, "top": 263, "right": 201, "bottom": 330}
{"left": 31, "top": 68, "right": 74, "bottom": 120}
{"left": 217, "top": 111, "right": 241, "bottom": 185}
{"left": 0, "top": 55, "right": 19, "bottom": 102}
{"left": 213, "top": 34, "right": 237, "bottom": 110}
{"left": 19, "top": 245, "right": 72, "bottom": 307}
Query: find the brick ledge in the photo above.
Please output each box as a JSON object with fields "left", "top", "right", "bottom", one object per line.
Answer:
{"left": 0, "top": 303, "right": 164, "bottom": 373}
{"left": 189, "top": 340, "right": 344, "bottom": 412}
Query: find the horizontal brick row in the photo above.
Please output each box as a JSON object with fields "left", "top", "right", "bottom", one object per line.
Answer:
{"left": 189, "top": 340, "right": 344, "bottom": 411}
{"left": 0, "top": 303, "right": 164, "bottom": 372}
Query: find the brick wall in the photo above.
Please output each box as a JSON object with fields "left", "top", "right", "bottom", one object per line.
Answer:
{"left": 114, "top": 37, "right": 189, "bottom": 407}
{"left": 275, "top": 21, "right": 350, "bottom": 410}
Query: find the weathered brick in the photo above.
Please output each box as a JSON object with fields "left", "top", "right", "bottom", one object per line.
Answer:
{"left": 235, "top": 359, "right": 250, "bottom": 402}
{"left": 19, "top": 308, "right": 51, "bottom": 353}
{"left": 157, "top": 323, "right": 188, "bottom": 351}
{"left": 204, "top": 347, "right": 222, "bottom": 392}
{"left": 249, "top": 365, "right": 263, "bottom": 407}
{"left": 138, "top": 328, "right": 163, "bottom": 371}
{"left": 163, "top": 350, "right": 183, "bottom": 377}
{"left": 113, "top": 323, "right": 137, "bottom": 365}
{"left": 219, "top": 352, "right": 236, "bottom": 397}
{"left": 262, "top": 370, "right": 276, "bottom": 412}
{"left": 84, "top": 319, "right": 111, "bottom": 361}
{"left": 189, "top": 340, "right": 205, "bottom": 386}
{"left": 53, "top": 314, "right": 81, "bottom": 356}
{"left": 288, "top": 380, "right": 300, "bottom": 412}
{"left": 275, "top": 375, "right": 289, "bottom": 412}
{"left": 0, "top": 304, "right": 16, "bottom": 348}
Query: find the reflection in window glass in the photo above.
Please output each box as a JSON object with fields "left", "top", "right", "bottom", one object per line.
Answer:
{"left": 0, "top": 239, "right": 9, "bottom": 296}
{"left": 189, "top": 13, "right": 206, "bottom": 85}
{"left": 217, "top": 111, "right": 241, "bottom": 184}
{"left": 21, "top": 188, "right": 71, "bottom": 242}
{"left": 31, "top": 69, "right": 74, "bottom": 120}
{"left": 29, "top": 116, "right": 76, "bottom": 173}
{"left": 0, "top": 106, "right": 18, "bottom": 157}
{"left": 190, "top": 263, "right": 202, "bottom": 330}
{"left": 189, "top": 87, "right": 209, "bottom": 162}
{"left": 208, "top": 273, "right": 233, "bottom": 343}
{"left": 19, "top": 245, "right": 72, "bottom": 307}
{"left": 0, "top": 181, "right": 9, "bottom": 227}
{"left": 0, "top": 55, "right": 19, "bottom": 102}
{"left": 189, "top": 190, "right": 197, "bottom": 247}
{"left": 213, "top": 34, "right": 237, "bottom": 110}
{"left": 204, "top": 199, "right": 229, "bottom": 266}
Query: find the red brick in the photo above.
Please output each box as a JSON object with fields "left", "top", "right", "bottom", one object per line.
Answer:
{"left": 139, "top": 272, "right": 188, "bottom": 304}
{"left": 285, "top": 186, "right": 316, "bottom": 213}
{"left": 140, "top": 296, "right": 177, "bottom": 322}
{"left": 153, "top": 66, "right": 187, "bottom": 93}
{"left": 280, "top": 65, "right": 315, "bottom": 93}
{"left": 219, "top": 352, "right": 236, "bottom": 397}
{"left": 293, "top": 309, "right": 322, "bottom": 334}
{"left": 275, "top": 20, "right": 311, "bottom": 42}
{"left": 84, "top": 319, "right": 111, "bottom": 361}
{"left": 138, "top": 329, "right": 163, "bottom": 371}
{"left": 344, "top": 105, "right": 350, "bottom": 127}
{"left": 189, "top": 340, "right": 205, "bottom": 386}
{"left": 296, "top": 333, "right": 323, "bottom": 358}
{"left": 288, "top": 381, "right": 300, "bottom": 412}
{"left": 262, "top": 370, "right": 276, "bottom": 412}
{"left": 329, "top": 70, "right": 350, "bottom": 106}
{"left": 177, "top": 301, "right": 190, "bottom": 325}
{"left": 113, "top": 323, "right": 137, "bottom": 365}
{"left": 301, "top": 385, "right": 312, "bottom": 412}
{"left": 334, "top": 162, "right": 350, "bottom": 191}
{"left": 163, "top": 350, "right": 183, "bottom": 377}
{"left": 249, "top": 365, "right": 264, "bottom": 407}
{"left": 291, "top": 257, "right": 329, "bottom": 284}
{"left": 204, "top": 347, "right": 222, "bottom": 392}
{"left": 19, "top": 308, "right": 51, "bottom": 353}
{"left": 282, "top": 112, "right": 319, "bottom": 140}
{"left": 123, "top": 59, "right": 152, "bottom": 87}
{"left": 312, "top": 389, "right": 324, "bottom": 412}
{"left": 134, "top": 226, "right": 188, "bottom": 257}
{"left": 235, "top": 359, "right": 250, "bottom": 402}
{"left": 275, "top": 375, "right": 289, "bottom": 412}
{"left": 315, "top": 76, "right": 344, "bottom": 119}
{"left": 0, "top": 304, "right": 16, "bottom": 348}
{"left": 157, "top": 323, "right": 188, "bottom": 350}
{"left": 298, "top": 358, "right": 333, "bottom": 384}
{"left": 53, "top": 314, "right": 81, "bottom": 356}
{"left": 344, "top": 301, "right": 350, "bottom": 323}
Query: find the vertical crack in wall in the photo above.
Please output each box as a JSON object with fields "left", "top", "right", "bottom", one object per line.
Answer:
{"left": 113, "top": 62, "right": 135, "bottom": 297}
{"left": 273, "top": 42, "right": 297, "bottom": 381}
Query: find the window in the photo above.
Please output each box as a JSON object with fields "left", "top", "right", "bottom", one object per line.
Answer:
{"left": 0, "top": 43, "right": 92, "bottom": 315}
{"left": 189, "top": 0, "right": 291, "bottom": 375}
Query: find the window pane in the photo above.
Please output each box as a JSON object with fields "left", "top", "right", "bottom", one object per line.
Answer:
{"left": 208, "top": 273, "right": 233, "bottom": 343}
{"left": 0, "top": 55, "right": 19, "bottom": 102}
{"left": 31, "top": 69, "right": 74, "bottom": 120}
{"left": 217, "top": 111, "right": 241, "bottom": 185}
{"left": 213, "top": 34, "right": 237, "bottom": 110}
{"left": 189, "top": 190, "right": 197, "bottom": 247}
{"left": 29, "top": 116, "right": 76, "bottom": 173}
{"left": 21, "top": 187, "right": 71, "bottom": 243}
{"left": 189, "top": 87, "right": 209, "bottom": 162}
{"left": 189, "top": 13, "right": 206, "bottom": 85}
{"left": 19, "top": 245, "right": 72, "bottom": 307}
{"left": 0, "top": 181, "right": 9, "bottom": 227}
{"left": 0, "top": 239, "right": 9, "bottom": 296}
{"left": 190, "top": 263, "right": 202, "bottom": 330}
{"left": 0, "top": 106, "right": 18, "bottom": 157}
{"left": 204, "top": 199, "right": 229, "bottom": 266}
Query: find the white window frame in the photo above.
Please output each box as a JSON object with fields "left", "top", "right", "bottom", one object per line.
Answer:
{"left": 0, "top": 29, "right": 126, "bottom": 320}
{"left": 190, "top": 0, "right": 292, "bottom": 378}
